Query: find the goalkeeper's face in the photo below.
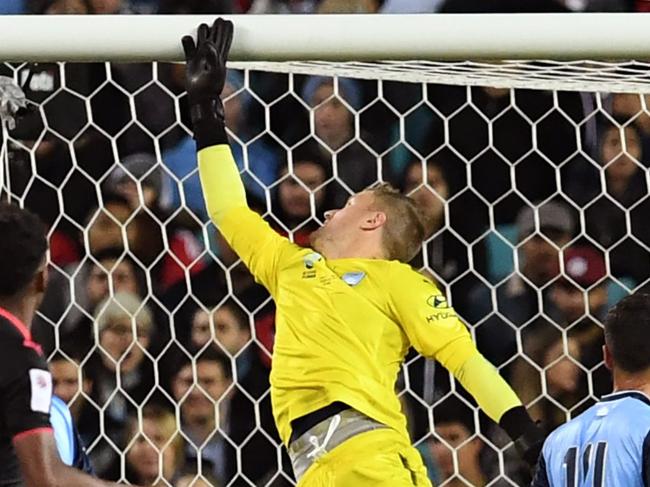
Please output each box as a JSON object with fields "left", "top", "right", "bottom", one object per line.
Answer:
{"left": 310, "top": 191, "right": 386, "bottom": 256}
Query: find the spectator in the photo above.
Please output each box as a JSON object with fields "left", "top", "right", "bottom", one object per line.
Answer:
{"left": 402, "top": 158, "right": 448, "bottom": 237}
{"left": 157, "top": 0, "right": 233, "bottom": 13}
{"left": 189, "top": 300, "right": 278, "bottom": 480}
{"left": 439, "top": 0, "right": 571, "bottom": 13}
{"left": 162, "top": 69, "right": 280, "bottom": 219}
{"left": 93, "top": 290, "right": 154, "bottom": 378}
{"left": 300, "top": 76, "right": 378, "bottom": 208}
{"left": 271, "top": 143, "right": 330, "bottom": 247}
{"left": 189, "top": 300, "right": 268, "bottom": 386}
{"left": 60, "top": 247, "right": 144, "bottom": 355}
{"left": 583, "top": 119, "right": 650, "bottom": 283}
{"left": 40, "top": 0, "right": 90, "bottom": 13}
{"left": 49, "top": 350, "right": 100, "bottom": 468}
{"left": 317, "top": 0, "right": 381, "bottom": 12}
{"left": 547, "top": 244, "right": 611, "bottom": 392}
{"left": 247, "top": 0, "right": 318, "bottom": 13}
{"left": 50, "top": 352, "right": 93, "bottom": 422}
{"left": 85, "top": 192, "right": 136, "bottom": 256}
{"left": 171, "top": 347, "right": 233, "bottom": 485}
{"left": 609, "top": 93, "right": 650, "bottom": 146}
{"left": 124, "top": 405, "right": 185, "bottom": 486}
{"left": 0, "top": 0, "right": 26, "bottom": 13}
{"left": 380, "top": 0, "right": 443, "bottom": 12}
{"left": 419, "top": 397, "right": 487, "bottom": 486}
{"left": 160, "top": 225, "right": 271, "bottom": 351}
{"left": 511, "top": 327, "right": 586, "bottom": 434}
{"left": 402, "top": 156, "right": 487, "bottom": 314}
{"left": 549, "top": 245, "right": 609, "bottom": 325}
{"left": 105, "top": 152, "right": 164, "bottom": 211}
{"left": 11, "top": 18, "right": 130, "bottom": 231}
{"left": 35, "top": 244, "right": 144, "bottom": 356}
{"left": 105, "top": 152, "right": 206, "bottom": 291}
{"left": 190, "top": 301, "right": 251, "bottom": 357}
{"left": 469, "top": 201, "right": 575, "bottom": 367}
{"left": 175, "top": 472, "right": 221, "bottom": 487}
{"left": 87, "top": 291, "right": 156, "bottom": 477}
{"left": 87, "top": 0, "right": 134, "bottom": 13}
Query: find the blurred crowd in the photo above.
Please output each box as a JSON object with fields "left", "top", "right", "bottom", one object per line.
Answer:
{"left": 2, "top": 0, "right": 650, "bottom": 486}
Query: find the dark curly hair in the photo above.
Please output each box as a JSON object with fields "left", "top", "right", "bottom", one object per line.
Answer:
{"left": 605, "top": 293, "right": 650, "bottom": 373}
{"left": 0, "top": 203, "right": 47, "bottom": 297}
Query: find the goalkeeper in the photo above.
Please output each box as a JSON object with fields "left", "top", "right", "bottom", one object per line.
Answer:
{"left": 184, "top": 19, "right": 543, "bottom": 486}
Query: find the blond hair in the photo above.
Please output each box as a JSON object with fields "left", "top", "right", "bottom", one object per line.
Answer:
{"left": 94, "top": 291, "right": 153, "bottom": 336}
{"left": 368, "top": 183, "right": 426, "bottom": 263}
{"left": 127, "top": 405, "right": 185, "bottom": 473}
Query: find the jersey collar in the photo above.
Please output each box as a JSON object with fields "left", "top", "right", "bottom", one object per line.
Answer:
{"left": 0, "top": 306, "right": 31, "bottom": 341}
{"left": 600, "top": 390, "right": 650, "bottom": 407}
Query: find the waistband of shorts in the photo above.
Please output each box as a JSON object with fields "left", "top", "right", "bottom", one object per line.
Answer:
{"left": 288, "top": 408, "right": 387, "bottom": 482}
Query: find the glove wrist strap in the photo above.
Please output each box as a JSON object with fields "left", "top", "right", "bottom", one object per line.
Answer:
{"left": 190, "top": 99, "right": 228, "bottom": 150}
{"left": 499, "top": 406, "right": 544, "bottom": 465}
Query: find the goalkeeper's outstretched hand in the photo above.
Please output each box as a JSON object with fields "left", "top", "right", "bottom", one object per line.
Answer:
{"left": 182, "top": 18, "right": 233, "bottom": 148}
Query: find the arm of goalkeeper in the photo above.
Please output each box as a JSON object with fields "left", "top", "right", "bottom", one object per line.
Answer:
{"left": 183, "top": 20, "right": 298, "bottom": 294}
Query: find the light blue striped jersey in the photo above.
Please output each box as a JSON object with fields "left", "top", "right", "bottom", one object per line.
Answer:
{"left": 531, "top": 391, "right": 650, "bottom": 487}
{"left": 50, "top": 396, "right": 75, "bottom": 466}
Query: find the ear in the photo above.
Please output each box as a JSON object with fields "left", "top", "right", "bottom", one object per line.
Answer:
{"left": 466, "top": 436, "right": 483, "bottom": 458}
{"left": 34, "top": 264, "right": 48, "bottom": 295}
{"left": 360, "top": 211, "right": 387, "bottom": 231}
{"left": 603, "top": 344, "right": 613, "bottom": 371}
{"left": 82, "top": 377, "right": 93, "bottom": 395}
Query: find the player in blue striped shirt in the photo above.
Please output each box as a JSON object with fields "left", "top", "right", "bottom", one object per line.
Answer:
{"left": 532, "top": 293, "right": 650, "bottom": 487}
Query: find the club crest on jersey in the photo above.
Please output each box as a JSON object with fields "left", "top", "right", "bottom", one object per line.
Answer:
{"left": 427, "top": 294, "right": 449, "bottom": 309}
{"left": 302, "top": 252, "right": 322, "bottom": 278}
{"left": 303, "top": 252, "right": 322, "bottom": 269}
{"left": 342, "top": 271, "right": 366, "bottom": 286}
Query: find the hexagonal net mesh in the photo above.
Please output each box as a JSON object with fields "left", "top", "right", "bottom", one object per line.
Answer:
{"left": 1, "top": 59, "right": 647, "bottom": 486}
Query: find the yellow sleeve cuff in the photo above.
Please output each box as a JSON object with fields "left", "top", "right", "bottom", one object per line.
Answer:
{"left": 455, "top": 353, "right": 522, "bottom": 423}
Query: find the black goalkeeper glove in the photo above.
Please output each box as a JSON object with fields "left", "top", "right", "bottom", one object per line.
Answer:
{"left": 499, "top": 406, "right": 545, "bottom": 468}
{"left": 182, "top": 18, "right": 234, "bottom": 149}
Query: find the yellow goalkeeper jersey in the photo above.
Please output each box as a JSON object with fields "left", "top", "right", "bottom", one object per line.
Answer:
{"left": 199, "top": 145, "right": 522, "bottom": 446}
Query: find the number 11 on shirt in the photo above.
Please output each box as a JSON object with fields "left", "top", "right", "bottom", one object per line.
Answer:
{"left": 564, "top": 442, "right": 607, "bottom": 487}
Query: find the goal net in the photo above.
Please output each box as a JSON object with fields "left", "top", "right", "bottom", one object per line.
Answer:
{"left": 2, "top": 13, "right": 648, "bottom": 487}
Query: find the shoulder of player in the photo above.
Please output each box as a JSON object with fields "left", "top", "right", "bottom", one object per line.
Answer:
{"left": 545, "top": 404, "right": 598, "bottom": 446}
{"left": 0, "top": 315, "right": 46, "bottom": 371}
{"left": 386, "top": 261, "right": 441, "bottom": 289}
{"left": 0, "top": 313, "right": 29, "bottom": 344}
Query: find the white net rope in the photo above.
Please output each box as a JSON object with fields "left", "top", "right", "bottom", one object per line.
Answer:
{"left": 2, "top": 59, "right": 648, "bottom": 486}
{"left": 232, "top": 60, "right": 650, "bottom": 93}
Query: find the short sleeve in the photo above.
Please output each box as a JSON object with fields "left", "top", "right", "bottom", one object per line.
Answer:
{"left": 50, "top": 396, "right": 75, "bottom": 465}
{"left": 388, "top": 264, "right": 475, "bottom": 368}
{"left": 0, "top": 343, "right": 52, "bottom": 439}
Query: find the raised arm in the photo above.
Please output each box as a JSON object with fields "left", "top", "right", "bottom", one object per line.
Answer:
{"left": 182, "top": 19, "right": 243, "bottom": 224}
{"left": 389, "top": 265, "right": 544, "bottom": 467}
{"left": 183, "top": 20, "right": 298, "bottom": 292}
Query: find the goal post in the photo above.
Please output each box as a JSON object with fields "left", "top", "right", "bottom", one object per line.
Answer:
{"left": 2, "top": 12, "right": 649, "bottom": 487}
{"left": 1, "top": 13, "right": 650, "bottom": 62}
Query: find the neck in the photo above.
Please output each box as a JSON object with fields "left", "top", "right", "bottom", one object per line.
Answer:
{"left": 320, "top": 241, "right": 385, "bottom": 260}
{"left": 321, "top": 129, "right": 352, "bottom": 151}
{"left": 448, "top": 469, "right": 485, "bottom": 487}
{"left": 186, "top": 416, "right": 216, "bottom": 442}
{"left": 612, "top": 367, "right": 650, "bottom": 397}
{"left": 462, "top": 463, "right": 486, "bottom": 487}
{"left": 0, "top": 294, "right": 35, "bottom": 330}
{"left": 607, "top": 176, "right": 629, "bottom": 199}
{"left": 521, "top": 266, "right": 546, "bottom": 287}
